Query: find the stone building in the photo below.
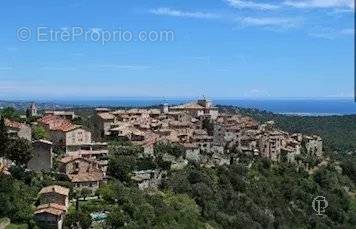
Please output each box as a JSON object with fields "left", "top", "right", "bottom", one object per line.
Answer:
{"left": 26, "top": 102, "right": 38, "bottom": 117}
{"left": 4, "top": 118, "right": 32, "bottom": 141}
{"left": 66, "top": 149, "right": 109, "bottom": 176}
{"left": 131, "top": 169, "right": 165, "bottom": 190}
{"left": 304, "top": 135, "right": 323, "bottom": 157}
{"left": 58, "top": 156, "right": 104, "bottom": 193}
{"left": 34, "top": 185, "right": 69, "bottom": 229}
{"left": 170, "top": 99, "right": 219, "bottom": 120}
{"left": 28, "top": 140, "right": 54, "bottom": 172}
{"left": 38, "top": 115, "right": 92, "bottom": 151}
{"left": 44, "top": 110, "right": 77, "bottom": 120}
{"left": 96, "top": 111, "right": 115, "bottom": 136}
{"left": 34, "top": 204, "right": 66, "bottom": 229}
{"left": 38, "top": 185, "right": 70, "bottom": 208}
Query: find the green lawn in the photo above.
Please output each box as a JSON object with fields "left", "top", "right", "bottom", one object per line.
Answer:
{"left": 5, "top": 224, "right": 28, "bottom": 229}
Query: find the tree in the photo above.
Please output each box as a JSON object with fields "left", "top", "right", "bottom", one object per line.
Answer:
{"left": 0, "top": 175, "right": 35, "bottom": 223}
{"left": 0, "top": 107, "right": 20, "bottom": 120}
{"left": 108, "top": 155, "right": 136, "bottom": 182}
{"left": 80, "top": 188, "right": 92, "bottom": 201}
{"left": 106, "top": 208, "right": 129, "bottom": 228}
{"left": 64, "top": 211, "right": 92, "bottom": 229}
{"left": 154, "top": 143, "right": 185, "bottom": 158}
{"left": 32, "top": 126, "right": 49, "bottom": 140}
{"left": 6, "top": 138, "right": 34, "bottom": 166}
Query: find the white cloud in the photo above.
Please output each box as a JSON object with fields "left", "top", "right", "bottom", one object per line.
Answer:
{"left": 283, "top": 0, "right": 354, "bottom": 9}
{"left": 92, "top": 64, "right": 151, "bottom": 70}
{"left": 331, "top": 8, "right": 354, "bottom": 13}
{"left": 309, "top": 27, "right": 354, "bottom": 39}
{"left": 149, "top": 7, "right": 220, "bottom": 19}
{"left": 238, "top": 17, "right": 302, "bottom": 28}
{"left": 39, "top": 66, "right": 77, "bottom": 71}
{"left": 226, "top": 0, "right": 280, "bottom": 10}
{"left": 225, "top": 0, "right": 355, "bottom": 10}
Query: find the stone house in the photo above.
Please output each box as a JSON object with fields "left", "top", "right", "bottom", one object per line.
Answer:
{"left": 58, "top": 156, "right": 104, "bottom": 193}
{"left": 66, "top": 149, "right": 109, "bottom": 176}
{"left": 96, "top": 111, "right": 115, "bottom": 136}
{"left": 303, "top": 135, "right": 323, "bottom": 157}
{"left": 38, "top": 185, "right": 70, "bottom": 208}
{"left": 259, "top": 131, "right": 285, "bottom": 161}
{"left": 190, "top": 129, "right": 214, "bottom": 152}
{"left": 38, "top": 115, "right": 92, "bottom": 150}
{"left": 34, "top": 204, "right": 66, "bottom": 229}
{"left": 131, "top": 169, "right": 165, "bottom": 190}
{"left": 50, "top": 126, "right": 91, "bottom": 149}
{"left": 4, "top": 118, "right": 32, "bottom": 141}
{"left": 35, "top": 185, "right": 69, "bottom": 229}
{"left": 28, "top": 140, "right": 54, "bottom": 172}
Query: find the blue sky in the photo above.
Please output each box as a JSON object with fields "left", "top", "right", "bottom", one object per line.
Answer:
{"left": 0, "top": 0, "right": 354, "bottom": 100}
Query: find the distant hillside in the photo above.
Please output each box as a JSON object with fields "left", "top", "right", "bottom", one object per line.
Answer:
{"left": 219, "top": 106, "right": 356, "bottom": 152}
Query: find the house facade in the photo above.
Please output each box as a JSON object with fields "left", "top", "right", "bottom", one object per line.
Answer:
{"left": 4, "top": 118, "right": 32, "bottom": 141}
{"left": 59, "top": 156, "right": 104, "bottom": 193}
{"left": 38, "top": 115, "right": 92, "bottom": 150}
{"left": 28, "top": 140, "right": 54, "bottom": 172}
{"left": 34, "top": 185, "right": 69, "bottom": 229}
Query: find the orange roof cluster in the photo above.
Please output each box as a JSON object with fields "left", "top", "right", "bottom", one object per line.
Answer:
{"left": 38, "top": 115, "right": 79, "bottom": 132}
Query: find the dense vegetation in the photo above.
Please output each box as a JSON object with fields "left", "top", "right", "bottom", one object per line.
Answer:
{"left": 164, "top": 159, "right": 356, "bottom": 228}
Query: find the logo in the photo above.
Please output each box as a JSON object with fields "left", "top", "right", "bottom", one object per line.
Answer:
{"left": 312, "top": 196, "right": 328, "bottom": 216}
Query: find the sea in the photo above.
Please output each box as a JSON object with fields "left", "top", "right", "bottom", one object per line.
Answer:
{"left": 51, "top": 98, "right": 356, "bottom": 116}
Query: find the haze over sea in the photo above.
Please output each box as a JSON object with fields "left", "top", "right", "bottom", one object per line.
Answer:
{"left": 50, "top": 98, "right": 356, "bottom": 116}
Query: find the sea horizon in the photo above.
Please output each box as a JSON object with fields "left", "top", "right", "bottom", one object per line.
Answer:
{"left": 1, "top": 97, "right": 355, "bottom": 116}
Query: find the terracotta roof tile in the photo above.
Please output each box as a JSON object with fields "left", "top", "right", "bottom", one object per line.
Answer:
{"left": 97, "top": 112, "right": 115, "bottom": 120}
{"left": 39, "top": 185, "right": 69, "bottom": 196}
{"left": 38, "top": 115, "right": 79, "bottom": 132}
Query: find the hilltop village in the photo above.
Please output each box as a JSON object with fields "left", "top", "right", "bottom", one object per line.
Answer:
{"left": 0, "top": 99, "right": 324, "bottom": 228}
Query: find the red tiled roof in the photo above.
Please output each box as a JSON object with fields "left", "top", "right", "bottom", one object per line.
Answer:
{"left": 34, "top": 204, "right": 65, "bottom": 216}
{"left": 39, "top": 185, "right": 69, "bottom": 196}
{"left": 38, "top": 115, "right": 79, "bottom": 132}
{"left": 36, "top": 203, "right": 67, "bottom": 212}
